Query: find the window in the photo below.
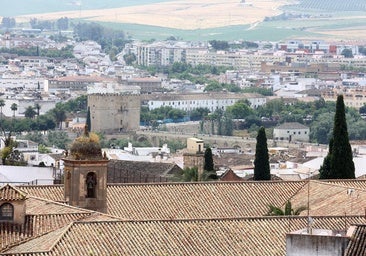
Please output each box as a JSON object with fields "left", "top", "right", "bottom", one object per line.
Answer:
{"left": 86, "top": 172, "right": 97, "bottom": 198}
{"left": 0, "top": 203, "right": 14, "bottom": 220}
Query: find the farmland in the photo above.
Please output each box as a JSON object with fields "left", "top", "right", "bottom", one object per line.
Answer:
{"left": 2, "top": 0, "right": 366, "bottom": 41}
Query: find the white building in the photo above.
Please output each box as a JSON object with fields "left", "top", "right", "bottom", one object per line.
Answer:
{"left": 273, "top": 122, "right": 310, "bottom": 142}
{"left": 145, "top": 92, "right": 266, "bottom": 112}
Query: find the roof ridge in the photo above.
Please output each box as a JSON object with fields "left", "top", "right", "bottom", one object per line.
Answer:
{"left": 2, "top": 223, "right": 73, "bottom": 255}
{"left": 313, "top": 180, "right": 366, "bottom": 191}
{"left": 0, "top": 183, "right": 28, "bottom": 200}
{"left": 69, "top": 214, "right": 366, "bottom": 225}
{"left": 106, "top": 180, "right": 307, "bottom": 187}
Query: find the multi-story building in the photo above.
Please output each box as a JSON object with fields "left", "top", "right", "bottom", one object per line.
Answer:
{"left": 126, "top": 77, "right": 162, "bottom": 94}
{"left": 46, "top": 76, "right": 116, "bottom": 94}
{"left": 143, "top": 92, "right": 266, "bottom": 112}
{"left": 322, "top": 86, "right": 366, "bottom": 110}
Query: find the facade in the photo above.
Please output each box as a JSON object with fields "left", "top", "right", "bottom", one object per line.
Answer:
{"left": 88, "top": 93, "right": 141, "bottom": 133}
{"left": 144, "top": 92, "right": 266, "bottom": 112}
{"left": 322, "top": 87, "right": 366, "bottom": 110}
{"left": 0, "top": 184, "right": 27, "bottom": 225}
{"left": 46, "top": 76, "right": 115, "bottom": 93}
{"left": 183, "top": 138, "right": 205, "bottom": 172}
{"left": 273, "top": 122, "right": 310, "bottom": 142}
{"left": 126, "top": 77, "right": 162, "bottom": 94}
{"left": 63, "top": 158, "right": 109, "bottom": 213}
{"left": 286, "top": 229, "right": 349, "bottom": 256}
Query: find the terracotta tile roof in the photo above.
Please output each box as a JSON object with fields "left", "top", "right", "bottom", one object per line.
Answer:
{"left": 107, "top": 181, "right": 306, "bottom": 220}
{"left": 18, "top": 180, "right": 366, "bottom": 221}
{"left": 107, "top": 160, "right": 182, "bottom": 183}
{"left": 0, "top": 196, "right": 103, "bottom": 253}
{"left": 3, "top": 180, "right": 366, "bottom": 255}
{"left": 3, "top": 216, "right": 366, "bottom": 256}
{"left": 0, "top": 213, "right": 90, "bottom": 252}
{"left": 18, "top": 185, "right": 64, "bottom": 203}
{"left": 25, "top": 197, "right": 91, "bottom": 215}
{"left": 345, "top": 224, "right": 366, "bottom": 256}
{"left": 290, "top": 181, "right": 366, "bottom": 217}
{"left": 2, "top": 225, "right": 70, "bottom": 255}
{"left": 326, "top": 180, "right": 366, "bottom": 190}
{"left": 0, "top": 184, "right": 27, "bottom": 201}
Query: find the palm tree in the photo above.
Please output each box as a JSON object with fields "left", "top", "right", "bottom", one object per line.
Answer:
{"left": 10, "top": 103, "right": 17, "bottom": 118}
{"left": 24, "top": 106, "right": 36, "bottom": 119}
{"left": 34, "top": 103, "right": 41, "bottom": 116}
{"left": 267, "top": 201, "right": 307, "bottom": 216}
{"left": 0, "top": 99, "right": 5, "bottom": 120}
{"left": 52, "top": 106, "right": 66, "bottom": 129}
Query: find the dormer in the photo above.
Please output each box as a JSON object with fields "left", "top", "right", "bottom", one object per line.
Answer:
{"left": 0, "top": 184, "right": 27, "bottom": 225}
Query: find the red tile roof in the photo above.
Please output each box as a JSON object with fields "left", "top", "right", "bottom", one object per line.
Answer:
{"left": 345, "top": 224, "right": 366, "bottom": 256}
{"left": 5, "top": 180, "right": 366, "bottom": 255}
{"left": 0, "top": 196, "right": 115, "bottom": 253}
{"left": 0, "top": 184, "right": 27, "bottom": 201}
{"left": 3, "top": 216, "right": 366, "bottom": 256}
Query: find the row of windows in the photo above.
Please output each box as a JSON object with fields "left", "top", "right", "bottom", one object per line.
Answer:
{"left": 151, "top": 100, "right": 236, "bottom": 106}
{"left": 287, "top": 131, "right": 308, "bottom": 135}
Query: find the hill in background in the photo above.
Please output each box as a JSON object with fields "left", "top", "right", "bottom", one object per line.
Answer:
{"left": 1, "top": 0, "right": 366, "bottom": 41}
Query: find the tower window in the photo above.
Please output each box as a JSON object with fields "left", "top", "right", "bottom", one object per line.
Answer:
{"left": 0, "top": 203, "right": 14, "bottom": 220}
{"left": 86, "top": 172, "right": 97, "bottom": 198}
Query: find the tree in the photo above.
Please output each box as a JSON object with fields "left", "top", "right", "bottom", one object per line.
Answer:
{"left": 86, "top": 107, "right": 91, "bottom": 132}
{"left": 204, "top": 147, "right": 214, "bottom": 172}
{"left": 0, "top": 99, "right": 5, "bottom": 120}
{"left": 52, "top": 104, "right": 67, "bottom": 129}
{"left": 0, "top": 131, "right": 17, "bottom": 165}
{"left": 24, "top": 106, "right": 36, "bottom": 119}
{"left": 123, "top": 53, "right": 136, "bottom": 65}
{"left": 56, "top": 17, "right": 69, "bottom": 30}
{"left": 320, "top": 95, "right": 355, "bottom": 179}
{"left": 1, "top": 17, "right": 16, "bottom": 28}
{"left": 254, "top": 126, "right": 270, "bottom": 180}
{"left": 226, "top": 100, "right": 254, "bottom": 119}
{"left": 179, "top": 167, "right": 217, "bottom": 182}
{"left": 341, "top": 48, "right": 354, "bottom": 58}
{"left": 10, "top": 103, "right": 17, "bottom": 117}
{"left": 319, "top": 138, "right": 333, "bottom": 179}
{"left": 327, "top": 95, "right": 355, "bottom": 179}
{"left": 34, "top": 103, "right": 41, "bottom": 116}
{"left": 267, "top": 201, "right": 307, "bottom": 216}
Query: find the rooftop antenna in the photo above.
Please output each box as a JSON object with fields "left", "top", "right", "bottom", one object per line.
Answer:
{"left": 306, "top": 171, "right": 313, "bottom": 234}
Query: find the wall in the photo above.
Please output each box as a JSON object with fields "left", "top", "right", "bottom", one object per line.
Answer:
{"left": 286, "top": 233, "right": 349, "bottom": 256}
{"left": 88, "top": 93, "right": 140, "bottom": 133}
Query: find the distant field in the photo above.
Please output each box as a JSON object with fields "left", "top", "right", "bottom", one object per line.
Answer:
{"left": 3, "top": 0, "right": 366, "bottom": 41}
{"left": 17, "top": 0, "right": 291, "bottom": 30}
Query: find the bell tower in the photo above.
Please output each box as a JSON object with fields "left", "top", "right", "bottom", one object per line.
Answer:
{"left": 63, "top": 127, "right": 108, "bottom": 213}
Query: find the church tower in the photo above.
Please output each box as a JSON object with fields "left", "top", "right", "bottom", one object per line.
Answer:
{"left": 63, "top": 127, "right": 108, "bottom": 213}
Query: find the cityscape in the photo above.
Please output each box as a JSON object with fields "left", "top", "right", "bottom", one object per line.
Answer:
{"left": 1, "top": 0, "right": 366, "bottom": 255}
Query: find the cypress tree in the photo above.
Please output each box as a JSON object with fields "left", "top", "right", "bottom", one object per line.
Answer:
{"left": 86, "top": 107, "right": 91, "bottom": 132}
{"left": 254, "top": 126, "right": 270, "bottom": 180}
{"left": 319, "top": 138, "right": 333, "bottom": 179}
{"left": 204, "top": 147, "right": 214, "bottom": 172}
{"left": 329, "top": 95, "right": 355, "bottom": 179}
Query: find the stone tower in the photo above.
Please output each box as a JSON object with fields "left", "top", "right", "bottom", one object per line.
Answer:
{"left": 183, "top": 138, "right": 205, "bottom": 173}
{"left": 63, "top": 127, "right": 108, "bottom": 213}
{"left": 88, "top": 93, "right": 141, "bottom": 133}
